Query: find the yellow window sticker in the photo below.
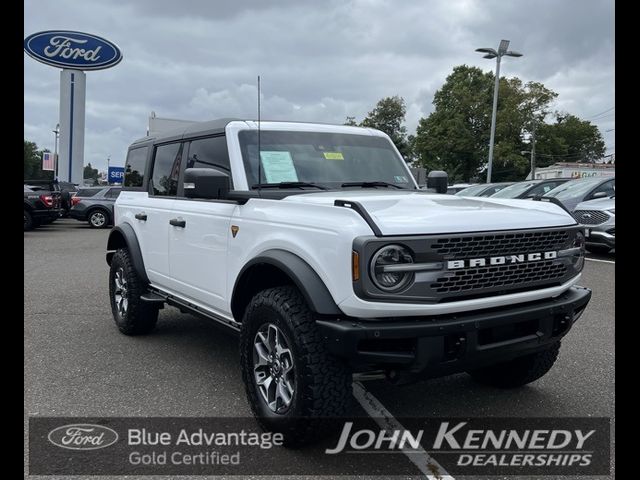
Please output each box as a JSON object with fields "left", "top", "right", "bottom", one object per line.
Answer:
{"left": 323, "top": 152, "right": 344, "bottom": 160}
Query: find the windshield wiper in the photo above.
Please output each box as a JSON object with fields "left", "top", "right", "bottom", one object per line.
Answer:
{"left": 341, "top": 181, "right": 405, "bottom": 189}
{"left": 251, "top": 182, "right": 328, "bottom": 190}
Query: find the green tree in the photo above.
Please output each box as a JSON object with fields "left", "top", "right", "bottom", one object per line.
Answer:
{"left": 413, "top": 65, "right": 564, "bottom": 182}
{"left": 534, "top": 114, "right": 605, "bottom": 165}
{"left": 84, "top": 163, "right": 100, "bottom": 185}
{"left": 360, "top": 96, "right": 412, "bottom": 160}
{"left": 24, "top": 140, "right": 54, "bottom": 180}
{"left": 343, "top": 116, "right": 357, "bottom": 126}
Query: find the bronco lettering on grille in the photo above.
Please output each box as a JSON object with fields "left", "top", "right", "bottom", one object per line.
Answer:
{"left": 447, "top": 251, "right": 558, "bottom": 270}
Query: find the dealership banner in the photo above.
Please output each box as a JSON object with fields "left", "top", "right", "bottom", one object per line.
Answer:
{"left": 28, "top": 416, "right": 610, "bottom": 476}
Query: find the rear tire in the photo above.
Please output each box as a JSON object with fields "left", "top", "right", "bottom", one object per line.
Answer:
{"left": 468, "top": 342, "right": 561, "bottom": 388}
{"left": 240, "top": 286, "right": 352, "bottom": 447}
{"left": 585, "top": 245, "right": 611, "bottom": 254}
{"left": 89, "top": 209, "right": 110, "bottom": 228}
{"left": 109, "top": 248, "right": 158, "bottom": 335}
{"left": 24, "top": 210, "right": 34, "bottom": 231}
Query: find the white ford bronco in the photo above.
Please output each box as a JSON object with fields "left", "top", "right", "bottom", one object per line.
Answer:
{"left": 107, "top": 119, "right": 591, "bottom": 445}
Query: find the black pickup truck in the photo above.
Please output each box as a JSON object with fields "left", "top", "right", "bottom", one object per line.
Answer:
{"left": 23, "top": 183, "right": 62, "bottom": 231}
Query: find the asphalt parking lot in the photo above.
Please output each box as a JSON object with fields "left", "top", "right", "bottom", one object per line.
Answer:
{"left": 25, "top": 219, "right": 615, "bottom": 479}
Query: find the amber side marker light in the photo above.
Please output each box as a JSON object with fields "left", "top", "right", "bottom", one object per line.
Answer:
{"left": 352, "top": 251, "right": 360, "bottom": 281}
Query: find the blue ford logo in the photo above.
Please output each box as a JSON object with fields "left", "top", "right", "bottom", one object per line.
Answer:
{"left": 24, "top": 30, "right": 122, "bottom": 70}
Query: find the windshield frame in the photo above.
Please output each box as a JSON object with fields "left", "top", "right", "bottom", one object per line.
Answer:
{"left": 229, "top": 123, "right": 418, "bottom": 191}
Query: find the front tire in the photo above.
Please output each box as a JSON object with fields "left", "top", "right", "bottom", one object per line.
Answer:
{"left": 240, "top": 286, "right": 352, "bottom": 447}
{"left": 467, "top": 342, "right": 561, "bottom": 388}
{"left": 109, "top": 248, "right": 158, "bottom": 335}
{"left": 89, "top": 209, "right": 109, "bottom": 228}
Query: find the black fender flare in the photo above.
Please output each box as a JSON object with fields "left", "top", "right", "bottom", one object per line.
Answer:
{"left": 232, "top": 250, "right": 341, "bottom": 316}
{"left": 106, "top": 223, "right": 150, "bottom": 284}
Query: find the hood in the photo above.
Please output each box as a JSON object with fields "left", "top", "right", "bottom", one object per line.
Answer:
{"left": 282, "top": 190, "right": 576, "bottom": 235}
{"left": 575, "top": 197, "right": 615, "bottom": 211}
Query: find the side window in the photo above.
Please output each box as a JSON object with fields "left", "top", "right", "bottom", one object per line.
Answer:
{"left": 185, "top": 136, "right": 231, "bottom": 173}
{"left": 527, "top": 184, "right": 548, "bottom": 197}
{"left": 124, "top": 147, "right": 148, "bottom": 187}
{"left": 105, "top": 188, "right": 121, "bottom": 199}
{"left": 591, "top": 180, "right": 615, "bottom": 198}
{"left": 151, "top": 143, "right": 183, "bottom": 196}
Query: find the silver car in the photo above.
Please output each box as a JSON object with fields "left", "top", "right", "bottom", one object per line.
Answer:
{"left": 572, "top": 197, "right": 615, "bottom": 254}
{"left": 543, "top": 176, "right": 615, "bottom": 212}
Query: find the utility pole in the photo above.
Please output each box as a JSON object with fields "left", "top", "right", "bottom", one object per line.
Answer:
{"left": 53, "top": 124, "right": 60, "bottom": 178}
{"left": 530, "top": 129, "right": 536, "bottom": 180}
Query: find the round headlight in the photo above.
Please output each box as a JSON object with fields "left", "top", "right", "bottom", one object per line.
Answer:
{"left": 370, "top": 244, "right": 414, "bottom": 292}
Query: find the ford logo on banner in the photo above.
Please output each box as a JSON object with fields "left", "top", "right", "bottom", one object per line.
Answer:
{"left": 24, "top": 30, "right": 123, "bottom": 70}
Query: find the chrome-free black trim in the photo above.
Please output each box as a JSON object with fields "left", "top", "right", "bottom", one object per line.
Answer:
{"left": 317, "top": 286, "right": 591, "bottom": 374}
{"left": 334, "top": 199, "right": 383, "bottom": 236}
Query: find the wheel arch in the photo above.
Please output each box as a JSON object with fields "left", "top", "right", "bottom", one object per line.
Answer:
{"left": 231, "top": 250, "right": 341, "bottom": 321}
{"left": 106, "top": 223, "right": 150, "bottom": 284}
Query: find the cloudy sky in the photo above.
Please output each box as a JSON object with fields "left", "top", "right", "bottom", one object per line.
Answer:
{"left": 24, "top": 0, "right": 614, "bottom": 173}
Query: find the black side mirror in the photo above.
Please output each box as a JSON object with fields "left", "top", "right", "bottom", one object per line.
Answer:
{"left": 426, "top": 170, "right": 448, "bottom": 194}
{"left": 184, "top": 168, "right": 230, "bottom": 199}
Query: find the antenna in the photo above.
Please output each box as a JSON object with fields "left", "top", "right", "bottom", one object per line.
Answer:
{"left": 257, "top": 75, "right": 262, "bottom": 197}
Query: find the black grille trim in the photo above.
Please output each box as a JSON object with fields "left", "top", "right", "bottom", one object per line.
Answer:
{"left": 430, "top": 230, "right": 570, "bottom": 257}
{"left": 431, "top": 260, "right": 567, "bottom": 294}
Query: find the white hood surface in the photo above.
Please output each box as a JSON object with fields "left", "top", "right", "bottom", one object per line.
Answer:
{"left": 283, "top": 190, "right": 576, "bottom": 235}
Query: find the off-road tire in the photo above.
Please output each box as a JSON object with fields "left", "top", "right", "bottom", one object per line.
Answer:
{"left": 109, "top": 248, "right": 159, "bottom": 335}
{"left": 468, "top": 342, "right": 561, "bottom": 388}
{"left": 240, "top": 286, "right": 352, "bottom": 447}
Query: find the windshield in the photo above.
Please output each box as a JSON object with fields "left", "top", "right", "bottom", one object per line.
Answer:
{"left": 238, "top": 130, "right": 414, "bottom": 189}
{"left": 455, "top": 184, "right": 489, "bottom": 196}
{"left": 543, "top": 177, "right": 605, "bottom": 200}
{"left": 491, "top": 181, "right": 538, "bottom": 198}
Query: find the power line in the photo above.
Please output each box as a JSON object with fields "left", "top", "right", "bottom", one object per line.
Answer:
{"left": 587, "top": 107, "right": 614, "bottom": 119}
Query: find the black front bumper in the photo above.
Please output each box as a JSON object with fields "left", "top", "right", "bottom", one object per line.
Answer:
{"left": 317, "top": 286, "right": 591, "bottom": 376}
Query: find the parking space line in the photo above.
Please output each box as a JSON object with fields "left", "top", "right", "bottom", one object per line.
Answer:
{"left": 586, "top": 258, "right": 615, "bottom": 264}
{"left": 352, "top": 381, "right": 454, "bottom": 480}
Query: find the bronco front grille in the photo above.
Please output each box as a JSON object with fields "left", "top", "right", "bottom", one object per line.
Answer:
{"left": 573, "top": 210, "right": 610, "bottom": 225}
{"left": 430, "top": 230, "right": 570, "bottom": 257}
{"left": 431, "top": 260, "right": 567, "bottom": 294}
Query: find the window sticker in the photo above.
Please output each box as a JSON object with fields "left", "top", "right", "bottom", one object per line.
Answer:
{"left": 323, "top": 152, "right": 344, "bottom": 160}
{"left": 259, "top": 151, "right": 299, "bottom": 183}
{"left": 394, "top": 175, "right": 409, "bottom": 183}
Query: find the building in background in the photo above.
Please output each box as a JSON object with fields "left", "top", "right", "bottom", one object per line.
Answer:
{"left": 527, "top": 162, "right": 615, "bottom": 180}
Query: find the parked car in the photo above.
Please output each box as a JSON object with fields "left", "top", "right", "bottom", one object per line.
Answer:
{"left": 490, "top": 178, "right": 572, "bottom": 199}
{"left": 572, "top": 197, "right": 615, "bottom": 254}
{"left": 23, "top": 185, "right": 62, "bottom": 231}
{"left": 25, "top": 179, "right": 77, "bottom": 217}
{"left": 542, "top": 176, "right": 615, "bottom": 212}
{"left": 454, "top": 182, "right": 514, "bottom": 197}
{"left": 446, "top": 183, "right": 475, "bottom": 194}
{"left": 69, "top": 186, "right": 122, "bottom": 228}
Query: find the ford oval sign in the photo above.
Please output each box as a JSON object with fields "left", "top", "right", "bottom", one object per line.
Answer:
{"left": 48, "top": 424, "right": 119, "bottom": 450}
{"left": 24, "top": 30, "right": 122, "bottom": 70}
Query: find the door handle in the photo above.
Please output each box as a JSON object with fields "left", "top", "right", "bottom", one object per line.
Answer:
{"left": 169, "top": 218, "right": 186, "bottom": 228}
{"left": 135, "top": 212, "right": 147, "bottom": 221}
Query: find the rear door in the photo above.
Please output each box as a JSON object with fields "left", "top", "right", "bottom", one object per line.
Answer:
{"left": 119, "top": 144, "right": 181, "bottom": 288}
{"left": 167, "top": 135, "right": 237, "bottom": 314}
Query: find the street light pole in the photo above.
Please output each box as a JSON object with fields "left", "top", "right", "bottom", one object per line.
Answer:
{"left": 475, "top": 40, "right": 523, "bottom": 183}
{"left": 487, "top": 55, "right": 501, "bottom": 184}
{"left": 53, "top": 123, "right": 60, "bottom": 178}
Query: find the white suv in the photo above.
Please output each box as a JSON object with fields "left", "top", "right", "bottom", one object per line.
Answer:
{"left": 106, "top": 119, "right": 591, "bottom": 445}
